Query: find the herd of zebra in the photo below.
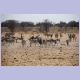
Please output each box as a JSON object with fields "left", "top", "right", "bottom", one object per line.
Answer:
{"left": 1, "top": 32, "right": 77, "bottom": 47}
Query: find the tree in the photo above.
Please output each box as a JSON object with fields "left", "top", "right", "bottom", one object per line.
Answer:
{"left": 43, "top": 19, "right": 53, "bottom": 33}
{"left": 59, "top": 21, "right": 66, "bottom": 28}
{"left": 76, "top": 21, "right": 79, "bottom": 30}
{"left": 2, "top": 20, "right": 19, "bottom": 32}
{"left": 20, "top": 22, "right": 27, "bottom": 28}
{"left": 67, "top": 21, "right": 78, "bottom": 29}
{"left": 36, "top": 19, "right": 53, "bottom": 33}
{"left": 1, "top": 20, "right": 8, "bottom": 27}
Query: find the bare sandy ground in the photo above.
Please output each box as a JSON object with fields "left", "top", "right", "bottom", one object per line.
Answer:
{"left": 1, "top": 32, "right": 79, "bottom": 66}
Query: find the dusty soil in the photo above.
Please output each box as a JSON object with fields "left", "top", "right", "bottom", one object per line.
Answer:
{"left": 1, "top": 32, "right": 79, "bottom": 66}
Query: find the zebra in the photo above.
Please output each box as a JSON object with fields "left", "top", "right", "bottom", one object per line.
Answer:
{"left": 68, "top": 33, "right": 72, "bottom": 41}
{"left": 28, "top": 35, "right": 47, "bottom": 47}
{"left": 60, "top": 33, "right": 63, "bottom": 38}
{"left": 34, "top": 35, "right": 40, "bottom": 39}
{"left": 66, "top": 39, "right": 70, "bottom": 46}
{"left": 21, "top": 39, "right": 26, "bottom": 47}
{"left": 45, "top": 33, "right": 53, "bottom": 38}
{"left": 2, "top": 36, "right": 17, "bottom": 45}
{"left": 15, "top": 34, "right": 24, "bottom": 43}
{"left": 28, "top": 35, "right": 41, "bottom": 47}
{"left": 21, "top": 34, "right": 23, "bottom": 39}
{"left": 46, "top": 39, "right": 57, "bottom": 46}
{"left": 29, "top": 35, "right": 40, "bottom": 40}
{"left": 56, "top": 39, "right": 60, "bottom": 42}
{"left": 5, "top": 32, "right": 15, "bottom": 38}
{"left": 5, "top": 33, "right": 10, "bottom": 37}
{"left": 16, "top": 37, "right": 24, "bottom": 43}
{"left": 51, "top": 39, "right": 57, "bottom": 46}
{"left": 28, "top": 38, "right": 39, "bottom": 47}
{"left": 1, "top": 37, "right": 11, "bottom": 43}
{"left": 38, "top": 37, "right": 47, "bottom": 47}
{"left": 5, "top": 38, "right": 15, "bottom": 45}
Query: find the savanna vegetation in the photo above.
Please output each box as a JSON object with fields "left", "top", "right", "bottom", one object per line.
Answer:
{"left": 1, "top": 19, "right": 79, "bottom": 33}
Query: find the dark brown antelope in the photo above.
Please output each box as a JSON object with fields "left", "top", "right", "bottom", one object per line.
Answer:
{"left": 72, "top": 34, "right": 77, "bottom": 41}
{"left": 68, "top": 33, "right": 77, "bottom": 41}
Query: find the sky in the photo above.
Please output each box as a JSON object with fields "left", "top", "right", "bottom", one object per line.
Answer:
{"left": 1, "top": 14, "right": 79, "bottom": 24}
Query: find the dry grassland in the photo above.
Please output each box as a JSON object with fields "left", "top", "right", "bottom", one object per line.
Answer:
{"left": 1, "top": 27, "right": 79, "bottom": 66}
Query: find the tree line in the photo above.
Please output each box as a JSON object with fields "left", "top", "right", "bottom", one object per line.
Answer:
{"left": 1, "top": 19, "right": 79, "bottom": 32}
